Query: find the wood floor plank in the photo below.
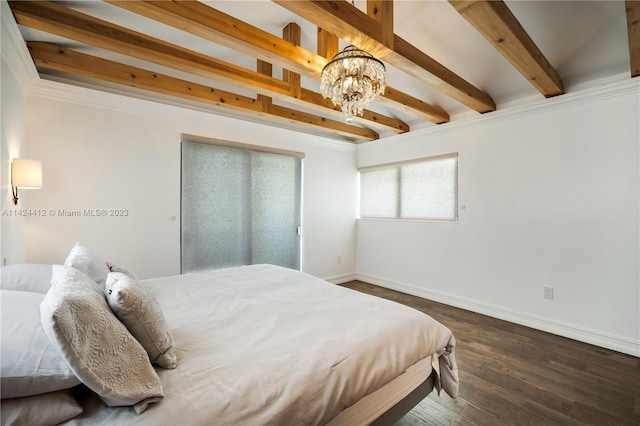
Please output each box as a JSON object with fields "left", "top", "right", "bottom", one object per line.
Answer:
{"left": 340, "top": 280, "right": 640, "bottom": 425}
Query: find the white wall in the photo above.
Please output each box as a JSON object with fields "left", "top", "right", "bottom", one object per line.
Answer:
{"left": 357, "top": 80, "right": 640, "bottom": 356}
{"left": 0, "top": 1, "right": 39, "bottom": 265}
{"left": 0, "top": 55, "right": 27, "bottom": 264}
{"left": 23, "top": 82, "right": 357, "bottom": 281}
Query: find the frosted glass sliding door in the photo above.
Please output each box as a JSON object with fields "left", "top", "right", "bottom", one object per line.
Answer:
{"left": 250, "top": 152, "right": 301, "bottom": 268}
{"left": 181, "top": 140, "right": 302, "bottom": 273}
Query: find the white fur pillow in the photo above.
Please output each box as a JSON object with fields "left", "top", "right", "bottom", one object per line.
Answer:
{"left": 106, "top": 272, "right": 177, "bottom": 369}
{"left": 63, "top": 242, "right": 110, "bottom": 287}
{"left": 40, "top": 266, "right": 164, "bottom": 414}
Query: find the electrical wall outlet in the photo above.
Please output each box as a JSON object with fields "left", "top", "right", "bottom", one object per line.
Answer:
{"left": 337, "top": 255, "right": 342, "bottom": 264}
{"left": 544, "top": 287, "right": 554, "bottom": 300}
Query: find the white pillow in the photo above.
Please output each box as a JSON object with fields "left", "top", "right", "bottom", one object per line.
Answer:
{"left": 1, "top": 290, "right": 81, "bottom": 398}
{"left": 1, "top": 389, "right": 83, "bottom": 426}
{"left": 63, "top": 242, "right": 110, "bottom": 286}
{"left": 0, "top": 264, "right": 53, "bottom": 293}
{"left": 40, "top": 266, "right": 164, "bottom": 414}
{"left": 106, "top": 272, "right": 177, "bottom": 369}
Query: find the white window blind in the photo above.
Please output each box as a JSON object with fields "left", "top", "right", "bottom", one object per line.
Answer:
{"left": 359, "top": 168, "right": 399, "bottom": 217}
{"left": 181, "top": 135, "right": 303, "bottom": 273}
{"left": 359, "top": 154, "right": 458, "bottom": 221}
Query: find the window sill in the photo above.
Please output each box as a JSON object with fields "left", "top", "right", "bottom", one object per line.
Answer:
{"left": 356, "top": 217, "right": 459, "bottom": 224}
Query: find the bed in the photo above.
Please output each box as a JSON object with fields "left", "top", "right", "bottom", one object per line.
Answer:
{"left": 1, "top": 243, "right": 458, "bottom": 426}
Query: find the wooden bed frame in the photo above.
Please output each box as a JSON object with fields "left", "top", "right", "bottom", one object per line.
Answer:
{"left": 371, "top": 372, "right": 436, "bottom": 425}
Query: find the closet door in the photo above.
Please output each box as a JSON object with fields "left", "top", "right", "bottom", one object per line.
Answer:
{"left": 181, "top": 140, "right": 301, "bottom": 273}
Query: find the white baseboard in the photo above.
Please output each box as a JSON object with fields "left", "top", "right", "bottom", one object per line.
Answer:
{"left": 324, "top": 273, "right": 357, "bottom": 285}
{"left": 356, "top": 272, "right": 640, "bottom": 358}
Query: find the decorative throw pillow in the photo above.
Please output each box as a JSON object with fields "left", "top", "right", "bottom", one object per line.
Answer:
{"left": 107, "top": 262, "right": 139, "bottom": 280}
{"left": 63, "top": 242, "right": 110, "bottom": 287}
{"left": 40, "top": 266, "right": 164, "bottom": 414}
{"left": 1, "top": 389, "right": 83, "bottom": 426}
{"left": 1, "top": 290, "right": 81, "bottom": 398}
{"left": 0, "top": 263, "right": 53, "bottom": 293}
{"left": 106, "top": 272, "right": 177, "bottom": 369}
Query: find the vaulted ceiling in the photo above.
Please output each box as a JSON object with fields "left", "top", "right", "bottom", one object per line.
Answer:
{"left": 8, "top": 1, "right": 640, "bottom": 142}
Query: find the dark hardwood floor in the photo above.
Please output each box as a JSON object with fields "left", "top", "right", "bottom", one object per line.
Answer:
{"left": 341, "top": 280, "right": 640, "bottom": 426}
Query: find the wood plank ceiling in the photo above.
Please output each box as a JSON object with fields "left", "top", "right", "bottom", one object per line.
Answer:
{"left": 9, "top": 0, "right": 640, "bottom": 143}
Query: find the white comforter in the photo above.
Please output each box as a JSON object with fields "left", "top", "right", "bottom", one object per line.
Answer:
{"left": 67, "top": 265, "right": 457, "bottom": 425}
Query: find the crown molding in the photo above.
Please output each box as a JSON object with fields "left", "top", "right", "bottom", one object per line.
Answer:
{"left": 381, "top": 76, "right": 640, "bottom": 144}
{"left": 0, "top": 1, "right": 38, "bottom": 92}
{"left": 29, "top": 76, "right": 357, "bottom": 153}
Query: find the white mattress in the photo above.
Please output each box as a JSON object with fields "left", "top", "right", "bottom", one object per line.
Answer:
{"left": 66, "top": 265, "right": 456, "bottom": 425}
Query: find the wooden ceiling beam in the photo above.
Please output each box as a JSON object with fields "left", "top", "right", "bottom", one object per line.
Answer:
{"left": 378, "top": 86, "right": 449, "bottom": 124}
{"left": 299, "top": 90, "right": 410, "bottom": 132}
{"left": 29, "top": 41, "right": 260, "bottom": 113}
{"left": 367, "top": 0, "right": 394, "bottom": 48}
{"left": 257, "top": 59, "right": 273, "bottom": 113}
{"left": 106, "top": 0, "right": 444, "bottom": 124}
{"left": 273, "top": 0, "right": 495, "bottom": 113}
{"left": 105, "top": 0, "right": 327, "bottom": 78}
{"left": 269, "top": 104, "right": 379, "bottom": 143}
{"left": 10, "top": 0, "right": 402, "bottom": 133}
{"left": 27, "top": 42, "right": 379, "bottom": 141}
{"left": 317, "top": 27, "right": 339, "bottom": 60}
{"left": 283, "top": 23, "right": 302, "bottom": 100}
{"left": 10, "top": 1, "right": 289, "bottom": 98}
{"left": 449, "top": 0, "right": 564, "bottom": 97}
{"left": 626, "top": 0, "right": 640, "bottom": 77}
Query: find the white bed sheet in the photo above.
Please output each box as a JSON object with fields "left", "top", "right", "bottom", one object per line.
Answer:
{"left": 66, "top": 265, "right": 456, "bottom": 425}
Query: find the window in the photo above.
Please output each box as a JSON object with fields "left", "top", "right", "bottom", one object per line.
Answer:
{"left": 359, "top": 153, "right": 458, "bottom": 221}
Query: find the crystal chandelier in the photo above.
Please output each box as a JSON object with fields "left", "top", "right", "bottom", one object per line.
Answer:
{"left": 320, "top": 45, "right": 387, "bottom": 124}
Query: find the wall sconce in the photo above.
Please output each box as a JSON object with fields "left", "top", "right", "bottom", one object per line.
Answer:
{"left": 11, "top": 158, "right": 42, "bottom": 205}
